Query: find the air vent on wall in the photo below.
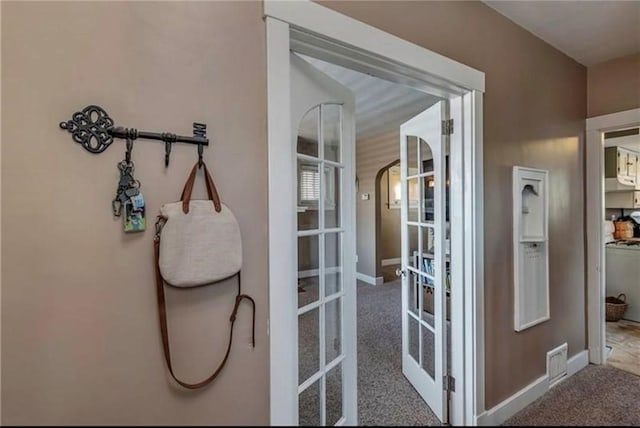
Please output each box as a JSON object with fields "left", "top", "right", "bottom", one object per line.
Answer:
{"left": 547, "top": 343, "right": 568, "bottom": 385}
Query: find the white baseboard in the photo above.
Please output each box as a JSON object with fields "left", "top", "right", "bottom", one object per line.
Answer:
{"left": 298, "top": 267, "right": 342, "bottom": 279}
{"left": 356, "top": 272, "right": 383, "bottom": 286}
{"left": 476, "top": 350, "right": 589, "bottom": 426}
{"left": 566, "top": 349, "right": 589, "bottom": 377}
{"left": 381, "top": 257, "right": 401, "bottom": 266}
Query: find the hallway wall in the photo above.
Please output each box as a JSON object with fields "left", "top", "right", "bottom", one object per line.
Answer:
{"left": 356, "top": 130, "right": 401, "bottom": 278}
{"left": 2, "top": 1, "right": 268, "bottom": 424}
{"left": 587, "top": 53, "right": 640, "bottom": 117}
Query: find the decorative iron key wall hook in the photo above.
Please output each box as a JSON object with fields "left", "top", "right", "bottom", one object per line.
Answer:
{"left": 59, "top": 105, "right": 209, "bottom": 167}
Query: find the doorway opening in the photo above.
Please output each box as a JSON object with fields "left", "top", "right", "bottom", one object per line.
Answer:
{"left": 376, "top": 160, "right": 402, "bottom": 283}
{"left": 601, "top": 126, "right": 640, "bottom": 376}
{"left": 265, "top": 3, "right": 485, "bottom": 425}
{"left": 585, "top": 109, "right": 640, "bottom": 375}
{"left": 296, "top": 54, "right": 449, "bottom": 425}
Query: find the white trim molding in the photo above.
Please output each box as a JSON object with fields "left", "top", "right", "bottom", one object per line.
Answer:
{"left": 585, "top": 108, "right": 640, "bottom": 366}
{"left": 476, "top": 351, "right": 588, "bottom": 426}
{"left": 381, "top": 257, "right": 401, "bottom": 266}
{"left": 263, "top": 0, "right": 484, "bottom": 96}
{"left": 356, "top": 272, "right": 384, "bottom": 286}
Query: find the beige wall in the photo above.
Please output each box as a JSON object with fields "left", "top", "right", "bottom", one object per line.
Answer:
{"left": 355, "top": 130, "right": 400, "bottom": 278}
{"left": 321, "top": 0, "right": 587, "bottom": 409}
{"left": 379, "top": 169, "right": 401, "bottom": 261}
{"left": 587, "top": 53, "right": 640, "bottom": 118}
{"left": 2, "top": 1, "right": 268, "bottom": 425}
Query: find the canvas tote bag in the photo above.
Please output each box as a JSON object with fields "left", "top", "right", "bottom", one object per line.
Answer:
{"left": 153, "top": 161, "right": 255, "bottom": 389}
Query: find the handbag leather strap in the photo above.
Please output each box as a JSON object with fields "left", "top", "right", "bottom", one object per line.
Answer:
{"left": 181, "top": 161, "right": 222, "bottom": 214}
{"left": 153, "top": 229, "right": 255, "bottom": 390}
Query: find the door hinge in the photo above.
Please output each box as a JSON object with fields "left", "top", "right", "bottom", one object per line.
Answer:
{"left": 444, "top": 375, "right": 455, "bottom": 392}
{"left": 442, "top": 119, "right": 454, "bottom": 136}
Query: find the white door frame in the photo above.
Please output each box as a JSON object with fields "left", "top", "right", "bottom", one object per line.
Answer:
{"left": 585, "top": 107, "right": 640, "bottom": 365}
{"left": 265, "top": 1, "right": 486, "bottom": 425}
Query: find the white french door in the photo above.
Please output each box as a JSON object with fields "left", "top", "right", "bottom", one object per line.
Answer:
{"left": 400, "top": 101, "right": 450, "bottom": 422}
{"left": 290, "top": 52, "right": 357, "bottom": 426}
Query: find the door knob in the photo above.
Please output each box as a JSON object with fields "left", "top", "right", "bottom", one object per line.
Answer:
{"left": 395, "top": 268, "right": 406, "bottom": 278}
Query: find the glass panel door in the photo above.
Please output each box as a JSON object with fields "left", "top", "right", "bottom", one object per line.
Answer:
{"left": 400, "top": 100, "right": 449, "bottom": 422}
{"left": 297, "top": 103, "right": 346, "bottom": 426}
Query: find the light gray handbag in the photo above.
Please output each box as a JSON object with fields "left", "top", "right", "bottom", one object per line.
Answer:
{"left": 153, "top": 161, "right": 255, "bottom": 389}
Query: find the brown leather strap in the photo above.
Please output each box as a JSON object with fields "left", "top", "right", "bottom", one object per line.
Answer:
{"left": 180, "top": 162, "right": 222, "bottom": 214}
{"left": 153, "top": 232, "right": 255, "bottom": 390}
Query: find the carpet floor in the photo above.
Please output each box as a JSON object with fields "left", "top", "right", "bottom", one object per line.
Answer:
{"left": 356, "top": 279, "right": 441, "bottom": 426}
{"left": 298, "top": 278, "right": 441, "bottom": 425}
{"left": 503, "top": 364, "right": 640, "bottom": 426}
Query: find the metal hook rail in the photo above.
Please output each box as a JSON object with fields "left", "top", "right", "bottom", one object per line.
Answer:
{"left": 59, "top": 105, "right": 209, "bottom": 166}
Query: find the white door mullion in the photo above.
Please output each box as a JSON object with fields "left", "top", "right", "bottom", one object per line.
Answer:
{"left": 318, "top": 104, "right": 327, "bottom": 427}
{"left": 400, "top": 132, "right": 409, "bottom": 365}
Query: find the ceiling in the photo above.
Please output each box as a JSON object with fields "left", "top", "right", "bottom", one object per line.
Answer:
{"left": 484, "top": 1, "right": 640, "bottom": 66}
{"left": 297, "top": 1, "right": 640, "bottom": 139}
{"left": 300, "top": 55, "right": 440, "bottom": 140}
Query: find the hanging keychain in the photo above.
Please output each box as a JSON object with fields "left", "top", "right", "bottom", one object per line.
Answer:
{"left": 112, "top": 139, "right": 146, "bottom": 233}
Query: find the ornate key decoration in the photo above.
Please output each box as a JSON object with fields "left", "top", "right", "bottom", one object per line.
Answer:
{"left": 59, "top": 105, "right": 209, "bottom": 160}
{"left": 59, "top": 105, "right": 115, "bottom": 153}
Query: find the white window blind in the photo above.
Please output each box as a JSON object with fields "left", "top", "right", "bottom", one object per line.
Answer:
{"left": 300, "top": 168, "right": 320, "bottom": 201}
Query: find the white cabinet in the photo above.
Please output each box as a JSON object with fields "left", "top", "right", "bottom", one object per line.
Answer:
{"left": 605, "top": 190, "right": 640, "bottom": 209}
{"left": 605, "top": 146, "right": 639, "bottom": 190}
{"left": 513, "top": 166, "right": 549, "bottom": 332}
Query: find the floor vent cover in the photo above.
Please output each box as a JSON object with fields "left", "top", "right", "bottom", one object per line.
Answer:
{"left": 547, "top": 343, "right": 568, "bottom": 384}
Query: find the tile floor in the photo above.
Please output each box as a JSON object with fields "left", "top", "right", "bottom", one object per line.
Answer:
{"left": 605, "top": 318, "right": 640, "bottom": 377}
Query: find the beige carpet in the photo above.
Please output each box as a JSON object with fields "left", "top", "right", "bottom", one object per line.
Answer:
{"left": 504, "top": 364, "right": 640, "bottom": 426}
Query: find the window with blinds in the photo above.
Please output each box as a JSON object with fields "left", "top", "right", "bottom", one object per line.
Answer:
{"left": 300, "top": 167, "right": 320, "bottom": 202}
{"left": 298, "top": 164, "right": 336, "bottom": 209}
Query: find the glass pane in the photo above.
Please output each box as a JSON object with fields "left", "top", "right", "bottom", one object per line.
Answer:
{"left": 323, "top": 104, "right": 341, "bottom": 163}
{"left": 421, "top": 324, "right": 435, "bottom": 379}
{"left": 420, "top": 138, "right": 434, "bottom": 175}
{"left": 406, "top": 136, "right": 418, "bottom": 177}
{"left": 326, "top": 364, "right": 343, "bottom": 426}
{"left": 423, "top": 174, "right": 435, "bottom": 223}
{"left": 298, "top": 235, "right": 320, "bottom": 308}
{"left": 299, "top": 379, "right": 321, "bottom": 426}
{"left": 325, "top": 233, "right": 342, "bottom": 296}
{"left": 420, "top": 226, "right": 435, "bottom": 327}
{"left": 408, "top": 315, "right": 419, "bottom": 365}
{"left": 326, "top": 297, "right": 342, "bottom": 364}
{"left": 408, "top": 270, "right": 419, "bottom": 317}
{"left": 407, "top": 225, "right": 419, "bottom": 270}
{"left": 445, "top": 146, "right": 450, "bottom": 225}
{"left": 324, "top": 165, "right": 341, "bottom": 228}
{"left": 298, "top": 160, "right": 320, "bottom": 231}
{"left": 298, "top": 106, "right": 319, "bottom": 157}
{"left": 407, "top": 177, "right": 418, "bottom": 223}
{"left": 298, "top": 308, "right": 320, "bottom": 384}
{"left": 422, "top": 286, "right": 436, "bottom": 328}
{"left": 421, "top": 226, "right": 435, "bottom": 263}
